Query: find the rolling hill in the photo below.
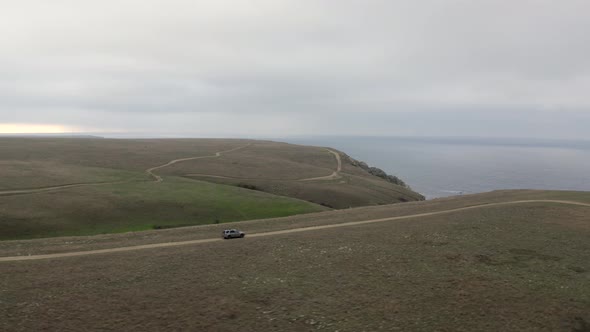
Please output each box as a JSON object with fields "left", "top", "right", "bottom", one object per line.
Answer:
{"left": 0, "top": 138, "right": 422, "bottom": 239}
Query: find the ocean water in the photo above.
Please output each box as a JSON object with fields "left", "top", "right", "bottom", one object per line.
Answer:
{"left": 283, "top": 136, "right": 590, "bottom": 199}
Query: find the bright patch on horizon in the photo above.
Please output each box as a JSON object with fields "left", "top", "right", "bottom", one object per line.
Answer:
{"left": 0, "top": 123, "right": 73, "bottom": 134}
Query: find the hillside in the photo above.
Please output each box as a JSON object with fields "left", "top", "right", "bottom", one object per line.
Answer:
{"left": 0, "top": 138, "right": 422, "bottom": 239}
{"left": 1, "top": 190, "right": 588, "bottom": 331}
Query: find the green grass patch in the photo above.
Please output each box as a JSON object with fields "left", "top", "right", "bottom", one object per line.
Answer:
{"left": 0, "top": 176, "right": 328, "bottom": 240}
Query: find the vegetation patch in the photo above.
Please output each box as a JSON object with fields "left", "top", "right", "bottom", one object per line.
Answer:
{"left": 236, "top": 183, "right": 261, "bottom": 191}
{"left": 342, "top": 153, "right": 415, "bottom": 189}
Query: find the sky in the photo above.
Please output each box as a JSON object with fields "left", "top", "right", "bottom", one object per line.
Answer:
{"left": 1, "top": 0, "right": 589, "bottom": 139}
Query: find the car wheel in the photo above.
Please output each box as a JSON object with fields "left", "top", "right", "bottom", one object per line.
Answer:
{"left": 240, "top": 234, "right": 245, "bottom": 238}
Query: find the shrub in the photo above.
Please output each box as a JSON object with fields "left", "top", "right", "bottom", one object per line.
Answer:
{"left": 344, "top": 154, "right": 410, "bottom": 188}
{"left": 237, "top": 183, "right": 260, "bottom": 191}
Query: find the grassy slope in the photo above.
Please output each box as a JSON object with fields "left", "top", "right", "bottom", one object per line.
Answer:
{"left": 0, "top": 137, "right": 248, "bottom": 172}
{"left": 0, "top": 161, "right": 145, "bottom": 190}
{"left": 176, "top": 142, "right": 424, "bottom": 208}
{"left": 189, "top": 173, "right": 422, "bottom": 209}
{"left": 163, "top": 141, "right": 337, "bottom": 180}
{"left": 0, "top": 176, "right": 327, "bottom": 240}
{"left": 0, "top": 138, "right": 423, "bottom": 239}
{"left": 1, "top": 190, "right": 589, "bottom": 331}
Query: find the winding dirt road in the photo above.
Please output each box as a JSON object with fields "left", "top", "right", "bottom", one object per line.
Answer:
{"left": 186, "top": 148, "right": 343, "bottom": 182}
{"left": 0, "top": 145, "right": 335, "bottom": 196}
{"left": 299, "top": 149, "right": 342, "bottom": 181}
{"left": 146, "top": 145, "right": 250, "bottom": 182}
{"left": 1, "top": 199, "right": 588, "bottom": 262}
{"left": 0, "top": 145, "right": 250, "bottom": 196}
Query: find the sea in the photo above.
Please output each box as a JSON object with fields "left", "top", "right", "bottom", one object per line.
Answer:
{"left": 282, "top": 136, "right": 590, "bottom": 200}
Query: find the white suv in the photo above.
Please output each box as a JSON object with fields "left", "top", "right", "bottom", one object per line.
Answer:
{"left": 222, "top": 229, "right": 245, "bottom": 239}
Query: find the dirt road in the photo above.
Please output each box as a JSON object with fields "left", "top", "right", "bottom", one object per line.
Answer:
{"left": 299, "top": 149, "right": 342, "bottom": 181}
{"left": 0, "top": 145, "right": 336, "bottom": 196}
{"left": 1, "top": 199, "right": 588, "bottom": 262}
{"left": 146, "top": 145, "right": 249, "bottom": 182}
{"left": 0, "top": 181, "right": 131, "bottom": 196}
{"left": 0, "top": 145, "right": 250, "bottom": 196}
{"left": 186, "top": 148, "right": 343, "bottom": 182}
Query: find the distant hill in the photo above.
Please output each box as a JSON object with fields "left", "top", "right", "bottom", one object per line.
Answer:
{"left": 0, "top": 137, "right": 422, "bottom": 239}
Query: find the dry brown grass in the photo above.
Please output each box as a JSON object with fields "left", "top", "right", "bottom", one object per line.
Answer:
{"left": 0, "top": 137, "right": 248, "bottom": 172}
{"left": 1, "top": 190, "right": 589, "bottom": 331}
{"left": 163, "top": 141, "right": 337, "bottom": 180}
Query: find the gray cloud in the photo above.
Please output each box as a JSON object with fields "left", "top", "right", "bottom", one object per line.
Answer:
{"left": 1, "top": 0, "right": 589, "bottom": 138}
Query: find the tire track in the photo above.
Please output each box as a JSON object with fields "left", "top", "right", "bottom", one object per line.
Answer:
{"left": 0, "top": 181, "right": 131, "bottom": 196}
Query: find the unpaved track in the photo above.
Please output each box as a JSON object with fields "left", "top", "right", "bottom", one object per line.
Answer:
{"left": 146, "top": 145, "right": 249, "bottom": 182}
{"left": 185, "top": 149, "right": 342, "bottom": 181}
{"left": 299, "top": 149, "right": 342, "bottom": 181}
{"left": 0, "top": 145, "right": 250, "bottom": 196}
{"left": 0, "top": 181, "right": 131, "bottom": 196}
{"left": 1, "top": 199, "right": 588, "bottom": 262}
{"left": 187, "top": 148, "right": 343, "bottom": 182}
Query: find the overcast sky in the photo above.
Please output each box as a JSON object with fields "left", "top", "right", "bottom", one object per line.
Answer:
{"left": 1, "top": 0, "right": 589, "bottom": 138}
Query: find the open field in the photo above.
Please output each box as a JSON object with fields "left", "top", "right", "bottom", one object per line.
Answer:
{"left": 0, "top": 138, "right": 422, "bottom": 239}
{"left": 0, "top": 176, "right": 327, "bottom": 240}
{"left": 0, "top": 161, "right": 145, "bottom": 191}
{"left": 1, "top": 190, "right": 589, "bottom": 331}
{"left": 0, "top": 137, "right": 247, "bottom": 173}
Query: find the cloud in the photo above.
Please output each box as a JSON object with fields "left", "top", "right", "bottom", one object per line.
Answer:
{"left": 1, "top": 0, "right": 589, "bottom": 137}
